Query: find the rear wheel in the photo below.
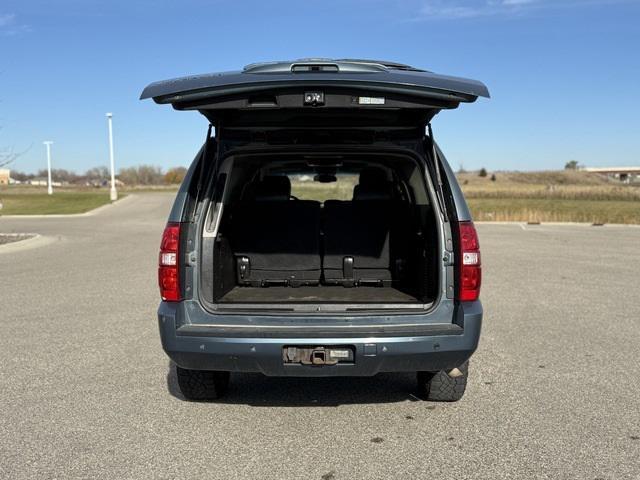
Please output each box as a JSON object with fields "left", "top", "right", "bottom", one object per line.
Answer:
{"left": 176, "top": 366, "right": 230, "bottom": 401}
{"left": 417, "top": 361, "right": 469, "bottom": 402}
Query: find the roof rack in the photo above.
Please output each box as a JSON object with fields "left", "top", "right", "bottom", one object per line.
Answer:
{"left": 243, "top": 59, "right": 426, "bottom": 74}
{"left": 335, "top": 59, "right": 426, "bottom": 72}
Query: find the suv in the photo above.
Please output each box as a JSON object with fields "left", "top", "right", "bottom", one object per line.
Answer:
{"left": 142, "top": 59, "right": 488, "bottom": 402}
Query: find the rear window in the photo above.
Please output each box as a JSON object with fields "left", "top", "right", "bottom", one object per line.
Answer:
{"left": 289, "top": 174, "right": 359, "bottom": 202}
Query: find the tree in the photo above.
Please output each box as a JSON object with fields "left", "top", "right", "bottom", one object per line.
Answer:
{"left": 118, "top": 165, "right": 164, "bottom": 185}
{"left": 565, "top": 160, "right": 579, "bottom": 170}
{"left": 9, "top": 171, "right": 33, "bottom": 182}
{"left": 36, "top": 168, "right": 78, "bottom": 183}
{"left": 479, "top": 168, "right": 488, "bottom": 177}
{"left": 85, "top": 166, "right": 110, "bottom": 181}
{"left": 1, "top": 120, "right": 30, "bottom": 168}
{"left": 164, "top": 167, "right": 188, "bottom": 184}
{"left": 490, "top": 173, "right": 497, "bottom": 182}
{"left": 0, "top": 147, "right": 19, "bottom": 168}
{"left": 1, "top": 135, "right": 30, "bottom": 168}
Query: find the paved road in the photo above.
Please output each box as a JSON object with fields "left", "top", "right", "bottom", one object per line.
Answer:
{"left": 1, "top": 194, "right": 639, "bottom": 480}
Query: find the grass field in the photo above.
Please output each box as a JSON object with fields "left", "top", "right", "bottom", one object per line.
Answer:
{"left": 292, "top": 170, "right": 640, "bottom": 224}
{"left": 2, "top": 170, "right": 639, "bottom": 223}
{"left": 459, "top": 171, "right": 640, "bottom": 224}
{"left": 291, "top": 175, "right": 357, "bottom": 201}
{"left": 0, "top": 188, "right": 117, "bottom": 215}
{"left": 466, "top": 198, "right": 640, "bottom": 224}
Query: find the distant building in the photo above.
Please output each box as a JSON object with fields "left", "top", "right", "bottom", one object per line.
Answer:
{"left": 582, "top": 166, "right": 640, "bottom": 183}
{"left": 0, "top": 169, "right": 9, "bottom": 185}
{"left": 27, "top": 177, "right": 62, "bottom": 187}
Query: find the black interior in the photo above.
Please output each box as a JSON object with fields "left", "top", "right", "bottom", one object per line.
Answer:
{"left": 205, "top": 154, "right": 439, "bottom": 305}
{"left": 218, "top": 286, "right": 419, "bottom": 304}
{"left": 230, "top": 177, "right": 322, "bottom": 287}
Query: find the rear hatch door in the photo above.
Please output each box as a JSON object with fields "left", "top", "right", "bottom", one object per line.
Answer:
{"left": 140, "top": 59, "right": 489, "bottom": 127}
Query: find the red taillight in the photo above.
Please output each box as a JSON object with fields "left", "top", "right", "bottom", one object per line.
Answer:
{"left": 159, "top": 222, "right": 181, "bottom": 301}
{"left": 457, "top": 221, "right": 481, "bottom": 301}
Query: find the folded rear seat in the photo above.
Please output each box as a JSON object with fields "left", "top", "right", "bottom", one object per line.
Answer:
{"left": 323, "top": 168, "right": 396, "bottom": 287}
{"left": 230, "top": 176, "right": 321, "bottom": 287}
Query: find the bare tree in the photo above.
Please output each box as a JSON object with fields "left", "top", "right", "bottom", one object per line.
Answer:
{"left": 86, "top": 166, "right": 110, "bottom": 181}
{"left": 37, "top": 168, "right": 78, "bottom": 183}
{"left": 0, "top": 147, "right": 19, "bottom": 168}
{"left": 118, "top": 165, "right": 164, "bottom": 185}
{"left": 0, "top": 126, "right": 30, "bottom": 168}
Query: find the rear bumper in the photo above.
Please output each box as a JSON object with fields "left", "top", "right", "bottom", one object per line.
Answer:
{"left": 158, "top": 302, "right": 482, "bottom": 377}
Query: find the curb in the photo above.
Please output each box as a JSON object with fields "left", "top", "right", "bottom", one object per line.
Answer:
{"left": 475, "top": 221, "right": 640, "bottom": 228}
{"left": 0, "top": 194, "right": 135, "bottom": 219}
{"left": 0, "top": 234, "right": 57, "bottom": 254}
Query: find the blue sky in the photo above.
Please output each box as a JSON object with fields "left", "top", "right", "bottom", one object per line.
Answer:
{"left": 1, "top": 0, "right": 639, "bottom": 174}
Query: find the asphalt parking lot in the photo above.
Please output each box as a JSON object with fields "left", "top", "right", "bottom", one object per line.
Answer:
{"left": 1, "top": 193, "right": 639, "bottom": 480}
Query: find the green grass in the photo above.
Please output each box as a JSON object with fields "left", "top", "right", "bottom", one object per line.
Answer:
{"left": 467, "top": 198, "right": 640, "bottom": 224}
{"left": 0, "top": 191, "right": 118, "bottom": 215}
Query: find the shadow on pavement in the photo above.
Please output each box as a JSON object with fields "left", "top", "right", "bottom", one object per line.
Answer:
{"left": 166, "top": 361, "right": 422, "bottom": 406}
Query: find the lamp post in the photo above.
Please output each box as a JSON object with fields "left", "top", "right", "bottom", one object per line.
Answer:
{"left": 106, "top": 113, "right": 117, "bottom": 201}
{"left": 43, "top": 141, "right": 53, "bottom": 195}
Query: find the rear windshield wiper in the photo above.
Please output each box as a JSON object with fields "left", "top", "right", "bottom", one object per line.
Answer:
{"left": 427, "top": 122, "right": 449, "bottom": 223}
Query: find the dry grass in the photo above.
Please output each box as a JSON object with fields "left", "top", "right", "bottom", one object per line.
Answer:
{"left": 292, "top": 170, "right": 640, "bottom": 224}
{"left": 460, "top": 171, "right": 640, "bottom": 224}
{"left": 290, "top": 176, "right": 357, "bottom": 201}
{"left": 5, "top": 171, "right": 638, "bottom": 223}
{"left": 467, "top": 198, "right": 640, "bottom": 224}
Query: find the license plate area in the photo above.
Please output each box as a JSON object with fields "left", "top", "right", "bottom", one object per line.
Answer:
{"left": 283, "top": 345, "right": 355, "bottom": 365}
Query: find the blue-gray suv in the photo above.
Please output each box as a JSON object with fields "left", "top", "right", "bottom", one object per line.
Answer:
{"left": 142, "top": 59, "right": 488, "bottom": 401}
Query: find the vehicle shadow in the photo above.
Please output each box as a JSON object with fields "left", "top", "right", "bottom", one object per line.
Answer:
{"left": 166, "top": 361, "right": 422, "bottom": 406}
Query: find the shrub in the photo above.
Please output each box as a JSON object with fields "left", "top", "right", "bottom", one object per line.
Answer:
{"left": 565, "top": 160, "right": 579, "bottom": 170}
{"left": 164, "top": 167, "right": 188, "bottom": 184}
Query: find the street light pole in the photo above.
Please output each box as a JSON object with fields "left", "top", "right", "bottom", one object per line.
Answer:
{"left": 106, "top": 113, "right": 117, "bottom": 201}
{"left": 43, "top": 141, "right": 53, "bottom": 195}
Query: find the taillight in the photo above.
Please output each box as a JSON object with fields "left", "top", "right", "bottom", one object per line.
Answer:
{"left": 456, "top": 221, "right": 481, "bottom": 301}
{"left": 159, "top": 222, "right": 181, "bottom": 301}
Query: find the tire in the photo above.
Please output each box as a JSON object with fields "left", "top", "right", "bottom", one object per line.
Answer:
{"left": 176, "top": 366, "right": 230, "bottom": 401}
{"left": 417, "top": 360, "right": 469, "bottom": 402}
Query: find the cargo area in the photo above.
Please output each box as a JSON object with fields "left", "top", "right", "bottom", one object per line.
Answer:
{"left": 199, "top": 151, "right": 442, "bottom": 309}
{"left": 217, "top": 286, "right": 420, "bottom": 304}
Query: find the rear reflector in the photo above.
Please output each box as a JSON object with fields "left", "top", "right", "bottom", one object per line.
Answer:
{"left": 457, "top": 221, "right": 481, "bottom": 301}
{"left": 158, "top": 223, "right": 181, "bottom": 301}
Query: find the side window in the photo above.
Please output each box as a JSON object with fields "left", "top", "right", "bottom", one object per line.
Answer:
{"left": 289, "top": 174, "right": 359, "bottom": 202}
{"left": 408, "top": 166, "right": 430, "bottom": 206}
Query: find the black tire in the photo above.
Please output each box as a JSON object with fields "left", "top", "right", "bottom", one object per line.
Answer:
{"left": 417, "top": 360, "right": 469, "bottom": 402}
{"left": 176, "top": 366, "right": 230, "bottom": 401}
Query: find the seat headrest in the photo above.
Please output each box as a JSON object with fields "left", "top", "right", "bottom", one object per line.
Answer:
{"left": 359, "top": 167, "right": 388, "bottom": 187}
{"left": 253, "top": 176, "right": 291, "bottom": 201}
{"left": 353, "top": 167, "right": 392, "bottom": 201}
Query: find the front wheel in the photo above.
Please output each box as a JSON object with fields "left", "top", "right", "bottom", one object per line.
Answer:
{"left": 176, "top": 366, "right": 230, "bottom": 401}
{"left": 417, "top": 360, "right": 469, "bottom": 402}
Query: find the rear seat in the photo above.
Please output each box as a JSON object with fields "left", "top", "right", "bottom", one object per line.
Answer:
{"left": 230, "top": 176, "right": 322, "bottom": 287}
{"left": 323, "top": 168, "right": 396, "bottom": 287}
